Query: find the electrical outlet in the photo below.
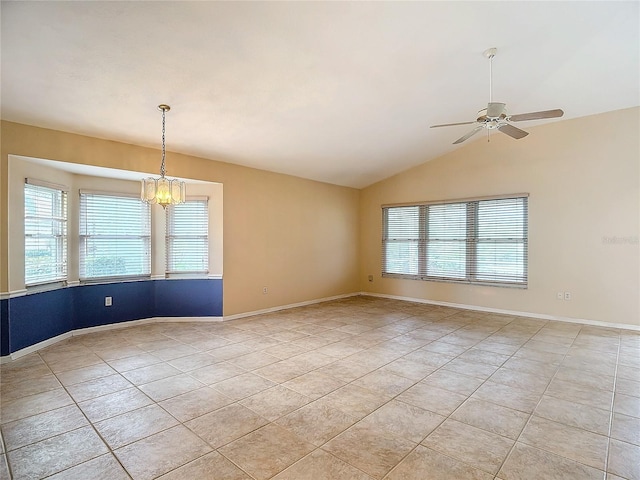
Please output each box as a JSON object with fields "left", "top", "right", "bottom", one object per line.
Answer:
{"left": 105, "top": 296, "right": 112, "bottom": 307}
{"left": 368, "top": 275, "right": 373, "bottom": 282}
{"left": 564, "top": 292, "right": 571, "bottom": 301}
{"left": 556, "top": 292, "right": 564, "bottom": 300}
{"left": 262, "top": 287, "right": 268, "bottom": 295}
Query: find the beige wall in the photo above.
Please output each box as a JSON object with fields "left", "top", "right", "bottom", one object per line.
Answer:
{"left": 360, "top": 107, "right": 640, "bottom": 327}
{"left": 0, "top": 121, "right": 361, "bottom": 315}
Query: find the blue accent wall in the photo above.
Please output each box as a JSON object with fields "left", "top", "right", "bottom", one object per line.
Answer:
{"left": 2, "top": 279, "right": 223, "bottom": 356}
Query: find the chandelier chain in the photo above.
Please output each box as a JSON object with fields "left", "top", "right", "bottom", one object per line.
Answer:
{"left": 160, "top": 108, "right": 166, "bottom": 178}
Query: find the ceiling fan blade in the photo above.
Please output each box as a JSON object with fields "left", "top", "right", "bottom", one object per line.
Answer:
{"left": 453, "top": 126, "right": 483, "bottom": 144}
{"left": 509, "top": 109, "right": 564, "bottom": 122}
{"left": 498, "top": 123, "right": 529, "bottom": 139}
{"left": 486, "top": 102, "right": 506, "bottom": 118}
{"left": 431, "top": 121, "right": 477, "bottom": 128}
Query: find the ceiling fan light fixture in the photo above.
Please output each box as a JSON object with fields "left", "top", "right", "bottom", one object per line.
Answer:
{"left": 141, "top": 104, "right": 186, "bottom": 208}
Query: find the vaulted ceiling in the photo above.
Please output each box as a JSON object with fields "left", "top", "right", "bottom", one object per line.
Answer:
{"left": 2, "top": 1, "right": 638, "bottom": 188}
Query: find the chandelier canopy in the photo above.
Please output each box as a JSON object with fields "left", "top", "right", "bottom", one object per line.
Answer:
{"left": 141, "top": 104, "right": 186, "bottom": 208}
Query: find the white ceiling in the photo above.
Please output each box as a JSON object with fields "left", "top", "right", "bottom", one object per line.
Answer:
{"left": 2, "top": 1, "right": 638, "bottom": 188}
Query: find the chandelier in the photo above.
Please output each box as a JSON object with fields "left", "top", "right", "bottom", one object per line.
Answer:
{"left": 141, "top": 104, "right": 186, "bottom": 208}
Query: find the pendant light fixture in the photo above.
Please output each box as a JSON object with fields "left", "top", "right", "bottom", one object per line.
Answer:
{"left": 141, "top": 104, "right": 186, "bottom": 208}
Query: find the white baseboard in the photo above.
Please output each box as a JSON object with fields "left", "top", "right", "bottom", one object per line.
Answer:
{"left": 223, "top": 293, "right": 360, "bottom": 321}
{"left": 361, "top": 292, "right": 640, "bottom": 332}
{"left": 1, "top": 331, "right": 73, "bottom": 363}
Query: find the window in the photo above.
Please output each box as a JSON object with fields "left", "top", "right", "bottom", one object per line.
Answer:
{"left": 24, "top": 179, "right": 68, "bottom": 286}
{"left": 166, "top": 198, "right": 209, "bottom": 274}
{"left": 79, "top": 191, "right": 151, "bottom": 280}
{"left": 383, "top": 195, "right": 528, "bottom": 287}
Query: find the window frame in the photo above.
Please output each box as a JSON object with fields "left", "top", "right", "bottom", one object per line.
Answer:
{"left": 382, "top": 194, "right": 528, "bottom": 288}
{"left": 79, "top": 190, "right": 152, "bottom": 282}
{"left": 24, "top": 179, "right": 69, "bottom": 287}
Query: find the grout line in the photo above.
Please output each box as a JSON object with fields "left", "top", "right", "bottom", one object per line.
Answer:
{"left": 603, "top": 332, "right": 622, "bottom": 479}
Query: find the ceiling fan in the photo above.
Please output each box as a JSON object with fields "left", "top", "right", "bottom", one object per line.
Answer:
{"left": 431, "top": 48, "right": 564, "bottom": 144}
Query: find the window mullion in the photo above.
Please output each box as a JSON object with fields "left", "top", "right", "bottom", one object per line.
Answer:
{"left": 466, "top": 201, "right": 478, "bottom": 282}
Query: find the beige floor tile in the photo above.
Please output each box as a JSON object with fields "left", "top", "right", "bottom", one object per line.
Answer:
{"left": 138, "top": 373, "right": 205, "bottom": 402}
{"left": 422, "top": 419, "right": 514, "bottom": 475}
{"left": 0, "top": 455, "right": 10, "bottom": 480}
{"left": 282, "top": 370, "right": 346, "bottom": 399}
{"left": 396, "top": 383, "right": 467, "bottom": 416}
{"left": 323, "top": 423, "right": 415, "bottom": 479}
{"left": 46, "top": 453, "right": 130, "bottom": 480}
{"left": 159, "top": 386, "right": 233, "bottom": 422}
{"left": 403, "top": 349, "right": 455, "bottom": 368}
{"left": 498, "top": 442, "right": 604, "bottom": 480}
{"left": 188, "top": 361, "right": 245, "bottom": 385}
{"left": 157, "top": 451, "right": 251, "bottom": 480}
{"left": 519, "top": 416, "right": 608, "bottom": 470}
{"left": 554, "top": 367, "right": 615, "bottom": 391}
{"left": 502, "top": 356, "right": 560, "bottom": 378}
{"left": 211, "top": 372, "right": 275, "bottom": 400}
{"left": 0, "top": 373, "right": 61, "bottom": 402}
{"left": 451, "top": 397, "right": 529, "bottom": 439}
{"left": 352, "top": 369, "right": 415, "bottom": 396}
{"left": 378, "top": 357, "right": 437, "bottom": 381}
{"left": 422, "top": 369, "right": 485, "bottom": 395}
{"left": 46, "top": 353, "right": 106, "bottom": 374}
{"left": 273, "top": 449, "right": 374, "bottom": 480}
{"left": 152, "top": 343, "right": 199, "bottom": 361}
{"left": 546, "top": 377, "right": 614, "bottom": 410}
{"left": 121, "top": 362, "right": 182, "bottom": 385}
{"left": 615, "top": 377, "right": 640, "bottom": 398}
{"left": 607, "top": 438, "right": 640, "bottom": 480}
{"left": 185, "top": 403, "right": 268, "bottom": 448}
{"left": 94, "top": 404, "right": 178, "bottom": 449}
{"left": 319, "top": 383, "right": 390, "bottom": 419}
{"left": 207, "top": 343, "right": 254, "bottom": 362}
{"left": 78, "top": 387, "right": 153, "bottom": 422}
{"left": 391, "top": 445, "right": 494, "bottom": 480}
{"left": 253, "top": 359, "right": 310, "bottom": 383}
{"left": 7, "top": 426, "right": 108, "bottom": 479}
{"left": 0, "top": 388, "right": 73, "bottom": 424}
{"left": 471, "top": 380, "right": 541, "bottom": 413}
{"left": 535, "top": 395, "right": 611, "bottom": 435}
{"left": 54, "top": 362, "right": 117, "bottom": 386}
{"left": 358, "top": 399, "right": 445, "bottom": 443}
{"left": 489, "top": 367, "right": 551, "bottom": 394}
{"left": 457, "top": 348, "right": 511, "bottom": 366}
{"left": 114, "top": 425, "right": 212, "bottom": 480}
{"left": 2, "top": 404, "right": 88, "bottom": 451}
{"left": 219, "top": 423, "right": 314, "bottom": 480}
{"left": 613, "top": 392, "right": 640, "bottom": 418}
{"left": 315, "top": 359, "right": 375, "bottom": 383}
{"left": 263, "top": 342, "right": 308, "bottom": 359}
{"left": 167, "top": 352, "right": 219, "bottom": 372}
{"left": 240, "top": 385, "right": 310, "bottom": 421}
{"left": 65, "top": 373, "right": 132, "bottom": 402}
{"left": 442, "top": 358, "right": 499, "bottom": 380}
{"left": 227, "top": 351, "right": 281, "bottom": 370}
{"left": 611, "top": 412, "right": 640, "bottom": 445}
{"left": 107, "top": 352, "right": 161, "bottom": 372}
{"left": 276, "top": 399, "right": 356, "bottom": 446}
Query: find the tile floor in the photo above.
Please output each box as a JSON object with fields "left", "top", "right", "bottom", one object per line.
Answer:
{"left": 0, "top": 296, "right": 639, "bottom": 479}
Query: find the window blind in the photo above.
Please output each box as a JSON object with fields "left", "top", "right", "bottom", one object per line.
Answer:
{"left": 79, "top": 192, "right": 151, "bottom": 280}
{"left": 24, "top": 180, "right": 68, "bottom": 285}
{"left": 382, "top": 195, "right": 528, "bottom": 287}
{"left": 165, "top": 198, "right": 209, "bottom": 274}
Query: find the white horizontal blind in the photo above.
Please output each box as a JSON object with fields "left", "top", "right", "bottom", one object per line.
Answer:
{"left": 382, "top": 195, "right": 528, "bottom": 287}
{"left": 24, "top": 181, "right": 68, "bottom": 285}
{"left": 79, "top": 192, "right": 151, "bottom": 280}
{"left": 166, "top": 198, "right": 209, "bottom": 274}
